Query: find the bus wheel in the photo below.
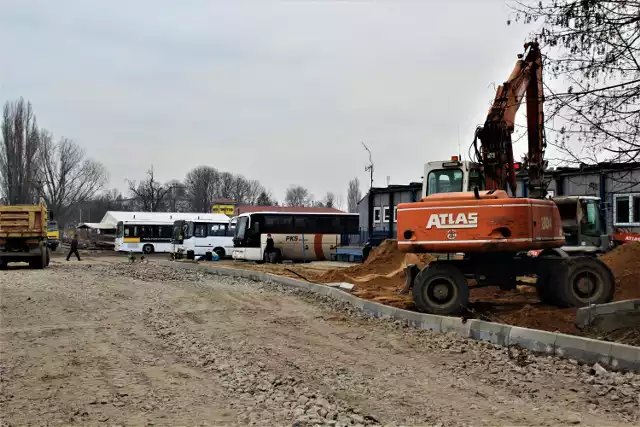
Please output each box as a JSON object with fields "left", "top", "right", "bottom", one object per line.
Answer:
{"left": 214, "top": 248, "right": 225, "bottom": 258}
{"left": 143, "top": 244, "right": 154, "bottom": 255}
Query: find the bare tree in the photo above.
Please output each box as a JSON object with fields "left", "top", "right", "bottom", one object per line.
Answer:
{"left": 245, "top": 179, "right": 264, "bottom": 205}
{"left": 323, "top": 192, "right": 336, "bottom": 209}
{"left": 0, "top": 98, "right": 41, "bottom": 204}
{"left": 166, "top": 179, "right": 189, "bottom": 212}
{"left": 509, "top": 1, "right": 640, "bottom": 162}
{"left": 184, "top": 165, "right": 220, "bottom": 212}
{"left": 37, "top": 135, "right": 108, "bottom": 222}
{"left": 127, "top": 166, "right": 169, "bottom": 212}
{"left": 217, "top": 172, "right": 236, "bottom": 200}
{"left": 347, "top": 177, "right": 362, "bottom": 213}
{"left": 285, "top": 185, "right": 310, "bottom": 207}
{"left": 68, "top": 189, "right": 127, "bottom": 225}
{"left": 256, "top": 190, "right": 276, "bottom": 206}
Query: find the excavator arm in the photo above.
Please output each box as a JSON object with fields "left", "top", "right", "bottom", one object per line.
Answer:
{"left": 477, "top": 41, "right": 546, "bottom": 198}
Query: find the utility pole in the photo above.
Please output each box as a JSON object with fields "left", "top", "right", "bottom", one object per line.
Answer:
{"left": 362, "top": 141, "right": 374, "bottom": 189}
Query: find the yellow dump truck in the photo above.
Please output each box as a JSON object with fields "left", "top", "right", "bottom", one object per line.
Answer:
{"left": 0, "top": 201, "right": 52, "bottom": 269}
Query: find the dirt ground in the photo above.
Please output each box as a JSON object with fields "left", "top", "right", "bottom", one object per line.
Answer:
{"left": 206, "top": 241, "right": 640, "bottom": 337}
{"left": 1, "top": 258, "right": 639, "bottom": 426}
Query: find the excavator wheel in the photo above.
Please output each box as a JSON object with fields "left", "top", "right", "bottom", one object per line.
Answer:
{"left": 556, "top": 257, "right": 615, "bottom": 308}
{"left": 411, "top": 263, "right": 469, "bottom": 315}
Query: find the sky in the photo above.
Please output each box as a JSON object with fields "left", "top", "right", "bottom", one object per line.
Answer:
{"left": 0, "top": 0, "right": 542, "bottom": 205}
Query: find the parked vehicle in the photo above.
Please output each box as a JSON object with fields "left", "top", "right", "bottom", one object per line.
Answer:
{"left": 0, "top": 201, "right": 52, "bottom": 269}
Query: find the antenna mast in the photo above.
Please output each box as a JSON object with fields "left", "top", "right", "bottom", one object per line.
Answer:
{"left": 361, "top": 141, "right": 374, "bottom": 189}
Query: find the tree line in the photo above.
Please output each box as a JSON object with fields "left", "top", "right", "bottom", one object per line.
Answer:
{"left": 1, "top": 97, "right": 363, "bottom": 226}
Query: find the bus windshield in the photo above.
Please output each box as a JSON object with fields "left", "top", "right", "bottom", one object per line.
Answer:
{"left": 235, "top": 217, "right": 249, "bottom": 239}
{"left": 48, "top": 221, "right": 58, "bottom": 231}
{"left": 427, "top": 169, "right": 463, "bottom": 195}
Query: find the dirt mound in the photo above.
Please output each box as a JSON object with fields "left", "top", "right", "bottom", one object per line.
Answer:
{"left": 320, "top": 240, "right": 434, "bottom": 281}
{"left": 317, "top": 240, "right": 435, "bottom": 308}
{"left": 601, "top": 241, "right": 640, "bottom": 301}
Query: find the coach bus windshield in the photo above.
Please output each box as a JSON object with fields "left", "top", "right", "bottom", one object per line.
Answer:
{"left": 235, "top": 216, "right": 249, "bottom": 240}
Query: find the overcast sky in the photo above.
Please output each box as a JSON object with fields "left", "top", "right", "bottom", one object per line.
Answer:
{"left": 0, "top": 0, "right": 540, "bottom": 204}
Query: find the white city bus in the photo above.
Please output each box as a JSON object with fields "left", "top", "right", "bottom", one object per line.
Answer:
{"left": 172, "top": 214, "right": 233, "bottom": 258}
{"left": 115, "top": 219, "right": 175, "bottom": 254}
{"left": 115, "top": 213, "right": 232, "bottom": 254}
{"left": 231, "top": 211, "right": 359, "bottom": 262}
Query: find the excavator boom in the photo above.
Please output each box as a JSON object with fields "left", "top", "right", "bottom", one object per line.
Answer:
{"left": 477, "top": 42, "right": 545, "bottom": 198}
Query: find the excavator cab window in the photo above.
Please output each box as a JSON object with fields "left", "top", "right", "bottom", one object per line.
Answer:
{"left": 427, "top": 169, "right": 463, "bottom": 195}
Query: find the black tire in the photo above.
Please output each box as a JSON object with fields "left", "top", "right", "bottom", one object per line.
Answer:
{"left": 411, "top": 263, "right": 469, "bottom": 315}
{"left": 213, "top": 247, "right": 225, "bottom": 258}
{"left": 0, "top": 259, "right": 7, "bottom": 270}
{"left": 29, "top": 248, "right": 46, "bottom": 269}
{"left": 535, "top": 259, "right": 566, "bottom": 305}
{"left": 142, "top": 244, "right": 154, "bottom": 255}
{"left": 556, "top": 257, "right": 615, "bottom": 307}
{"left": 45, "top": 248, "right": 51, "bottom": 267}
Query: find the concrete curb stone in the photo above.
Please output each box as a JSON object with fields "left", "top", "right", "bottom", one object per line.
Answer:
{"left": 159, "top": 260, "right": 640, "bottom": 372}
{"left": 575, "top": 299, "right": 640, "bottom": 328}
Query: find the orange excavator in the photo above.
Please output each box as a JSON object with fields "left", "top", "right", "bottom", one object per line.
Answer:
{"left": 397, "top": 42, "right": 615, "bottom": 315}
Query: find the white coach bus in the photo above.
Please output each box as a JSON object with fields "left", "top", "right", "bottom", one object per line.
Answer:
{"left": 231, "top": 211, "right": 359, "bottom": 262}
{"left": 172, "top": 214, "right": 233, "bottom": 258}
{"left": 115, "top": 213, "right": 232, "bottom": 254}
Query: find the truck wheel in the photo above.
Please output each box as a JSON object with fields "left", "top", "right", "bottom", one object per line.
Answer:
{"left": 0, "top": 259, "right": 7, "bottom": 270}
{"left": 412, "top": 263, "right": 469, "bottom": 315}
{"left": 29, "top": 249, "right": 47, "bottom": 269}
{"left": 45, "top": 248, "right": 51, "bottom": 267}
{"left": 143, "top": 244, "right": 154, "bottom": 255}
{"left": 556, "top": 257, "right": 615, "bottom": 307}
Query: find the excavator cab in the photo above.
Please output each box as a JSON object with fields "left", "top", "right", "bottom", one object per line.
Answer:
{"left": 422, "top": 158, "right": 483, "bottom": 198}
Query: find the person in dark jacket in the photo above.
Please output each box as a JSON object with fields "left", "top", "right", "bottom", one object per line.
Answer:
{"left": 66, "top": 234, "right": 81, "bottom": 261}
{"left": 265, "top": 233, "right": 275, "bottom": 254}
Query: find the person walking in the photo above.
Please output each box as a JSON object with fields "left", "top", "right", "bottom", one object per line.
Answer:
{"left": 66, "top": 234, "right": 81, "bottom": 261}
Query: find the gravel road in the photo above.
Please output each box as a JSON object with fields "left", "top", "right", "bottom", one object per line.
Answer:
{"left": 1, "top": 260, "right": 638, "bottom": 426}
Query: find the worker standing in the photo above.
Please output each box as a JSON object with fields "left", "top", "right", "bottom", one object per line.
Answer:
{"left": 66, "top": 234, "right": 81, "bottom": 261}
{"left": 265, "top": 233, "right": 275, "bottom": 254}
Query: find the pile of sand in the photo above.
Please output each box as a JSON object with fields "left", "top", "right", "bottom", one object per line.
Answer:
{"left": 601, "top": 241, "right": 640, "bottom": 301}
{"left": 318, "top": 240, "right": 435, "bottom": 308}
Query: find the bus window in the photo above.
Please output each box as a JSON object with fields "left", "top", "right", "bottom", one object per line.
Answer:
{"left": 194, "top": 223, "right": 208, "bottom": 238}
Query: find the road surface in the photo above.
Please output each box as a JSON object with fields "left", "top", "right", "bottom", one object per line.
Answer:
{"left": 1, "top": 260, "right": 638, "bottom": 426}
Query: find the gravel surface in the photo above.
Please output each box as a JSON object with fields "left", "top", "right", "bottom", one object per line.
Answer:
{"left": 0, "top": 260, "right": 638, "bottom": 426}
